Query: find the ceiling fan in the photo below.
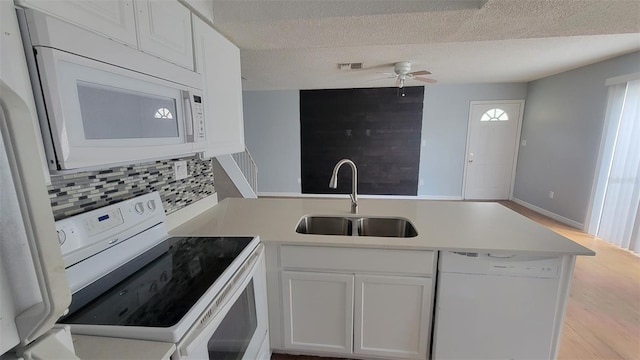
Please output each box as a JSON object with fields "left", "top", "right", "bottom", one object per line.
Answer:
{"left": 387, "top": 61, "right": 438, "bottom": 89}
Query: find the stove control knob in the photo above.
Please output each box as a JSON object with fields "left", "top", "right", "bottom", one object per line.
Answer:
{"left": 134, "top": 202, "right": 145, "bottom": 214}
{"left": 57, "top": 230, "right": 66, "bottom": 245}
{"left": 147, "top": 199, "right": 156, "bottom": 211}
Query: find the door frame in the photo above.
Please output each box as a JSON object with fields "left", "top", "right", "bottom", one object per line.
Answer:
{"left": 462, "top": 100, "right": 525, "bottom": 200}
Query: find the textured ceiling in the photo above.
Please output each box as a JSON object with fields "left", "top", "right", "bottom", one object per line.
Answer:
{"left": 210, "top": 0, "right": 640, "bottom": 90}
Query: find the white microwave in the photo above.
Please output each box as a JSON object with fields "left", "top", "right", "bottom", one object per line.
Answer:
{"left": 18, "top": 8, "right": 206, "bottom": 171}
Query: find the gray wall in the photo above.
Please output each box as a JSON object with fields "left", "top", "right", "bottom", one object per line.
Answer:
{"left": 513, "top": 51, "right": 640, "bottom": 225}
{"left": 419, "top": 83, "right": 527, "bottom": 197}
{"left": 243, "top": 84, "right": 528, "bottom": 196}
{"left": 243, "top": 90, "right": 301, "bottom": 193}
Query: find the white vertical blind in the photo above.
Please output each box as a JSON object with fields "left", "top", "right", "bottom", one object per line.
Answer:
{"left": 597, "top": 79, "right": 640, "bottom": 253}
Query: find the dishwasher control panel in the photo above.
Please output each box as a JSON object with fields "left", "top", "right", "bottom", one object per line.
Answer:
{"left": 486, "top": 257, "right": 560, "bottom": 278}
{"left": 440, "top": 252, "right": 561, "bottom": 279}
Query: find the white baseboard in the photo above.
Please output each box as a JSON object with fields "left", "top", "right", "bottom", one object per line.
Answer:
{"left": 258, "top": 192, "right": 462, "bottom": 200}
{"left": 417, "top": 195, "right": 463, "bottom": 200}
{"left": 511, "top": 197, "right": 583, "bottom": 229}
{"left": 166, "top": 193, "right": 218, "bottom": 232}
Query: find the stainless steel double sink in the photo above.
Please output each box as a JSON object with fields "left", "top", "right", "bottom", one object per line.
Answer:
{"left": 295, "top": 215, "right": 418, "bottom": 238}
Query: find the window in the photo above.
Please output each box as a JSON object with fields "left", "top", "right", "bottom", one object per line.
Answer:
{"left": 590, "top": 77, "right": 640, "bottom": 253}
{"left": 480, "top": 108, "right": 509, "bottom": 122}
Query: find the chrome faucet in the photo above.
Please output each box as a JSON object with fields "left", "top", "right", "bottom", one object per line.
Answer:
{"left": 329, "top": 159, "right": 358, "bottom": 214}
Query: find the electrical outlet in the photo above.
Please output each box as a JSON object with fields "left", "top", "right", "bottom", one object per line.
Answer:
{"left": 174, "top": 160, "right": 188, "bottom": 180}
{"left": 548, "top": 191, "right": 554, "bottom": 199}
{"left": 521, "top": 139, "right": 527, "bottom": 146}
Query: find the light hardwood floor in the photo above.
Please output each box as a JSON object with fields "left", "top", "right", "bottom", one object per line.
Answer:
{"left": 271, "top": 201, "right": 640, "bottom": 360}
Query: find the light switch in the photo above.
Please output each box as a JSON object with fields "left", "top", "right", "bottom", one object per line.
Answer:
{"left": 174, "top": 160, "right": 188, "bottom": 180}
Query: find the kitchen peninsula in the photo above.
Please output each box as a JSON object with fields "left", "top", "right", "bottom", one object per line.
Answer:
{"left": 172, "top": 198, "right": 594, "bottom": 360}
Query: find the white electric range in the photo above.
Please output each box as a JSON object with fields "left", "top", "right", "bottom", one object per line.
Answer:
{"left": 55, "top": 192, "right": 270, "bottom": 359}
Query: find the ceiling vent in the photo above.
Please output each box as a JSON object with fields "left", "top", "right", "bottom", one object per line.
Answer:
{"left": 337, "top": 62, "right": 363, "bottom": 71}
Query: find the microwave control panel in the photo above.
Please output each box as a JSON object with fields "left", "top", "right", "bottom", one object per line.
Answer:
{"left": 193, "top": 94, "right": 205, "bottom": 142}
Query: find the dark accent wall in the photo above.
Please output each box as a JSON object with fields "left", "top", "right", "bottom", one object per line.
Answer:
{"left": 300, "top": 87, "right": 423, "bottom": 195}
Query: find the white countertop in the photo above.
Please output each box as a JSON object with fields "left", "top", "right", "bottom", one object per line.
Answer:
{"left": 171, "top": 198, "right": 594, "bottom": 256}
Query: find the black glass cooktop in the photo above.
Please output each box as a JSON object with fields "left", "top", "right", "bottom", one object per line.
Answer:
{"left": 60, "top": 236, "right": 254, "bottom": 327}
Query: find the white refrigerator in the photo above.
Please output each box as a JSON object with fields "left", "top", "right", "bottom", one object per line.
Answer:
{"left": 1, "top": 1, "right": 78, "bottom": 358}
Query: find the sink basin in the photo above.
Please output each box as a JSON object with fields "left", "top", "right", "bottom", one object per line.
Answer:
{"left": 355, "top": 217, "right": 418, "bottom": 238}
{"left": 295, "top": 216, "right": 353, "bottom": 236}
{"left": 296, "top": 216, "right": 418, "bottom": 238}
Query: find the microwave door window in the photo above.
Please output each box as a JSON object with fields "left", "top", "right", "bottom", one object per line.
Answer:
{"left": 77, "top": 82, "right": 179, "bottom": 140}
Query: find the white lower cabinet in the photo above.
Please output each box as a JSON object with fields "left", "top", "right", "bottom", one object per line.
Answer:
{"left": 276, "top": 246, "right": 436, "bottom": 360}
{"left": 282, "top": 271, "right": 354, "bottom": 354}
{"left": 354, "top": 275, "right": 432, "bottom": 359}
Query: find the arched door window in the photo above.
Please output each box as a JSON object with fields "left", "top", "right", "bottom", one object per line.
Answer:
{"left": 480, "top": 108, "right": 509, "bottom": 122}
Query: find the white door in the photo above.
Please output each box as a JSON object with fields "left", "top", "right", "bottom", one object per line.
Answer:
{"left": 281, "top": 271, "right": 354, "bottom": 354}
{"left": 463, "top": 101, "right": 524, "bottom": 200}
{"left": 354, "top": 275, "right": 432, "bottom": 360}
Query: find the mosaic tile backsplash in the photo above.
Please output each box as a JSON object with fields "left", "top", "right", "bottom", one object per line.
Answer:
{"left": 47, "top": 156, "right": 215, "bottom": 220}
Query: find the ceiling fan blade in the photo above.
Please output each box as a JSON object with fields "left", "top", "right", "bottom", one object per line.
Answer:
{"left": 414, "top": 77, "right": 438, "bottom": 84}
{"left": 409, "top": 70, "right": 432, "bottom": 76}
{"left": 364, "top": 77, "right": 396, "bottom": 83}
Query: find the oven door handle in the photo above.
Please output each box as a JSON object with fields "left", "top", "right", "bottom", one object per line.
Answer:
{"left": 177, "top": 244, "right": 264, "bottom": 358}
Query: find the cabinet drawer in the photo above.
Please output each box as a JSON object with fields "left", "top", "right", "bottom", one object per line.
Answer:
{"left": 280, "top": 246, "right": 435, "bottom": 276}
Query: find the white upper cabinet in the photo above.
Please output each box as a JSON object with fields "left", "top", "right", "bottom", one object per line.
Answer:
{"left": 181, "top": 0, "right": 214, "bottom": 23}
{"left": 193, "top": 16, "right": 245, "bottom": 157}
{"left": 134, "top": 0, "right": 194, "bottom": 70}
{"left": 16, "top": 0, "right": 137, "bottom": 47}
{"left": 18, "top": 0, "right": 194, "bottom": 70}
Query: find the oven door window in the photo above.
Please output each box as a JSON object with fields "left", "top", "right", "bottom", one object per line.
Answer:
{"left": 207, "top": 279, "right": 257, "bottom": 360}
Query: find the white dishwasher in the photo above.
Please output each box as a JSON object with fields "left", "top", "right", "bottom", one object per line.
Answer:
{"left": 432, "top": 251, "right": 563, "bottom": 360}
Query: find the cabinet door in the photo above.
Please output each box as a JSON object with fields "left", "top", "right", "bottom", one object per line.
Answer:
{"left": 281, "top": 271, "right": 354, "bottom": 354}
{"left": 18, "top": 0, "right": 137, "bottom": 47}
{"left": 134, "top": 0, "right": 193, "bottom": 69}
{"left": 354, "top": 275, "right": 432, "bottom": 359}
{"left": 193, "top": 16, "right": 245, "bottom": 158}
